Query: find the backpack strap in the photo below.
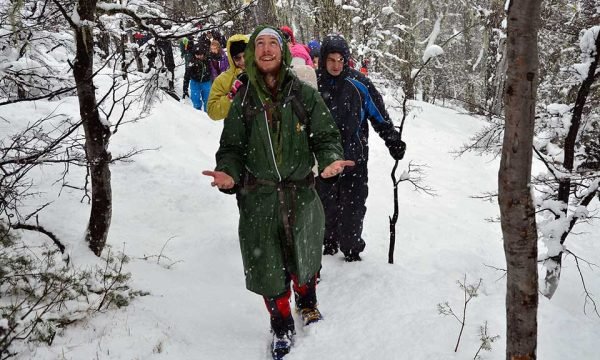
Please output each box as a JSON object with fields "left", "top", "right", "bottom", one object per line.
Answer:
{"left": 239, "top": 84, "right": 259, "bottom": 139}
{"left": 239, "top": 79, "right": 310, "bottom": 140}
{"left": 289, "top": 80, "right": 310, "bottom": 135}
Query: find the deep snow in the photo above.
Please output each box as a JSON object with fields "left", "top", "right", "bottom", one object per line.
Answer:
{"left": 4, "top": 86, "right": 600, "bottom": 360}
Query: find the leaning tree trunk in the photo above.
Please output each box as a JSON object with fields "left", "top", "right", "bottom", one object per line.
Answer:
{"left": 498, "top": 0, "right": 542, "bottom": 359}
{"left": 73, "top": 0, "right": 112, "bottom": 256}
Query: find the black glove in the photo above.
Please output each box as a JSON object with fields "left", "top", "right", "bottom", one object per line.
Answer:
{"left": 236, "top": 72, "right": 248, "bottom": 84}
{"left": 388, "top": 138, "right": 406, "bottom": 160}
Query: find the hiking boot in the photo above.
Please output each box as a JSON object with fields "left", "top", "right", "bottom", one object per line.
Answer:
{"left": 271, "top": 331, "right": 294, "bottom": 360}
{"left": 323, "top": 244, "right": 339, "bottom": 256}
{"left": 344, "top": 251, "right": 362, "bottom": 262}
{"left": 299, "top": 307, "right": 323, "bottom": 326}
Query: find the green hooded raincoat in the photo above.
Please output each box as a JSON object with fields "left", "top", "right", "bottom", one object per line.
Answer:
{"left": 214, "top": 26, "right": 343, "bottom": 297}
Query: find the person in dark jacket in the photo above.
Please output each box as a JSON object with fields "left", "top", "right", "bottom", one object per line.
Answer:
{"left": 309, "top": 46, "right": 320, "bottom": 69}
{"left": 316, "top": 33, "right": 406, "bottom": 262}
{"left": 179, "top": 37, "right": 194, "bottom": 99}
{"left": 203, "top": 26, "right": 354, "bottom": 359}
{"left": 157, "top": 38, "right": 176, "bottom": 91}
{"left": 179, "top": 36, "right": 194, "bottom": 68}
{"left": 184, "top": 39, "right": 212, "bottom": 111}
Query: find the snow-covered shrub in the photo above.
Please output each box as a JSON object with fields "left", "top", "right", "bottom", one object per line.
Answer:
{"left": 0, "top": 222, "right": 147, "bottom": 359}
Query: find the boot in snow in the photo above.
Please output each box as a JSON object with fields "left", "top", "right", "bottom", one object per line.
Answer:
{"left": 299, "top": 307, "right": 322, "bottom": 326}
{"left": 271, "top": 331, "right": 294, "bottom": 359}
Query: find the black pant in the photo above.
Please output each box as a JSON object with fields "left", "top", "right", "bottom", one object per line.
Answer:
{"left": 263, "top": 274, "right": 317, "bottom": 337}
{"left": 316, "top": 163, "right": 368, "bottom": 255}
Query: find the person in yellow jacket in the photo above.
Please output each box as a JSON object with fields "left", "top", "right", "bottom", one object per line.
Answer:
{"left": 207, "top": 34, "right": 249, "bottom": 120}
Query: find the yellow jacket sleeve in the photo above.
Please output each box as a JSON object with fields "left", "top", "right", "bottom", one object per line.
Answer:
{"left": 207, "top": 69, "right": 238, "bottom": 120}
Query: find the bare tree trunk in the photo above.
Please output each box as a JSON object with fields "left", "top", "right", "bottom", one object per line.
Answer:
{"left": 96, "top": 22, "right": 110, "bottom": 60}
{"left": 253, "top": 0, "right": 278, "bottom": 26}
{"left": 492, "top": 37, "right": 508, "bottom": 115}
{"left": 119, "top": 20, "right": 127, "bottom": 80}
{"left": 73, "top": 0, "right": 112, "bottom": 256}
{"left": 462, "top": 10, "right": 475, "bottom": 112}
{"left": 544, "top": 25, "right": 600, "bottom": 298}
{"left": 498, "top": 0, "right": 541, "bottom": 359}
{"left": 217, "top": 0, "right": 247, "bottom": 36}
{"left": 396, "top": 0, "right": 416, "bottom": 99}
{"left": 315, "top": 0, "right": 350, "bottom": 36}
{"left": 484, "top": 0, "right": 505, "bottom": 116}
{"left": 240, "top": 8, "right": 256, "bottom": 34}
{"left": 311, "top": 0, "right": 322, "bottom": 39}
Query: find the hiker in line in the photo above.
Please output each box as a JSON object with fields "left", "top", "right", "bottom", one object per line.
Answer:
{"left": 179, "top": 36, "right": 194, "bottom": 69}
{"left": 308, "top": 39, "right": 321, "bottom": 69}
{"left": 359, "top": 59, "right": 369, "bottom": 76}
{"left": 308, "top": 39, "right": 320, "bottom": 52}
{"left": 207, "top": 34, "right": 249, "bottom": 120}
{"left": 309, "top": 46, "right": 320, "bottom": 69}
{"left": 180, "top": 36, "right": 194, "bottom": 99}
{"left": 145, "top": 39, "right": 157, "bottom": 72}
{"left": 280, "top": 26, "right": 317, "bottom": 88}
{"left": 208, "top": 38, "right": 229, "bottom": 81}
{"left": 202, "top": 26, "right": 354, "bottom": 359}
{"left": 316, "top": 33, "right": 406, "bottom": 262}
{"left": 157, "top": 38, "right": 176, "bottom": 92}
{"left": 280, "top": 26, "right": 313, "bottom": 66}
{"left": 184, "top": 37, "right": 212, "bottom": 111}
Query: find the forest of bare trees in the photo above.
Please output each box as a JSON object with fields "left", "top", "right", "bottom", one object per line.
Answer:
{"left": 1, "top": 1, "right": 598, "bottom": 359}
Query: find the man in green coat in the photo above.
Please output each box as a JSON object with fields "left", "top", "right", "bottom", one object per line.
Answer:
{"left": 203, "top": 26, "right": 354, "bottom": 359}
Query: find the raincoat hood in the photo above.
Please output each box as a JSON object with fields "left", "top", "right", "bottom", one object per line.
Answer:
{"left": 225, "top": 34, "right": 249, "bottom": 69}
{"left": 244, "top": 25, "right": 293, "bottom": 103}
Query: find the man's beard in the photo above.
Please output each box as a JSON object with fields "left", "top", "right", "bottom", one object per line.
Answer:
{"left": 257, "top": 57, "right": 281, "bottom": 76}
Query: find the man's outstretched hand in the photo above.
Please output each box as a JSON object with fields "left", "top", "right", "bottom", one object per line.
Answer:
{"left": 321, "top": 160, "right": 355, "bottom": 178}
{"left": 204, "top": 161, "right": 354, "bottom": 187}
{"left": 202, "top": 170, "right": 235, "bottom": 189}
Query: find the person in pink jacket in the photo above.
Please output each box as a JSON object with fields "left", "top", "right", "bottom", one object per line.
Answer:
{"left": 280, "top": 26, "right": 313, "bottom": 67}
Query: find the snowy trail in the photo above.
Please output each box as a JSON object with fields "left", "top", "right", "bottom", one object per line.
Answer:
{"left": 11, "top": 95, "right": 600, "bottom": 360}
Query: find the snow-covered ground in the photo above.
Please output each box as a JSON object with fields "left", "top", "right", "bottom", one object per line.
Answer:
{"left": 4, "top": 83, "right": 600, "bottom": 359}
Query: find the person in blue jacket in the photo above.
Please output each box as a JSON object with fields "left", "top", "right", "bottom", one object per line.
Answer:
{"left": 316, "top": 33, "right": 406, "bottom": 262}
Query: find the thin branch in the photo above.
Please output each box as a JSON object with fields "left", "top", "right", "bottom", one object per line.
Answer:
{"left": 12, "top": 223, "right": 65, "bottom": 253}
{"left": 565, "top": 249, "right": 600, "bottom": 318}
{"left": 51, "top": 0, "right": 77, "bottom": 28}
{"left": 533, "top": 146, "right": 560, "bottom": 182}
{"left": 0, "top": 86, "right": 76, "bottom": 106}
